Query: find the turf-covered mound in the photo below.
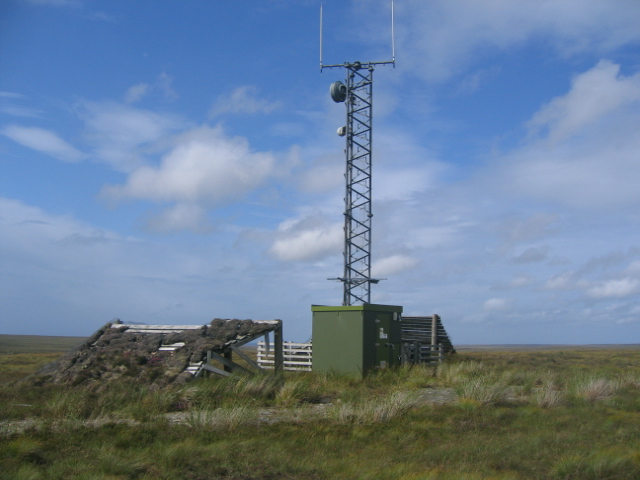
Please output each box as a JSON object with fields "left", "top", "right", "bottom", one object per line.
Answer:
{"left": 33, "top": 319, "right": 278, "bottom": 386}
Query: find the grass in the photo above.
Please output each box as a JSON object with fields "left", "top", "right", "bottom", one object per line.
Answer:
{"left": 0, "top": 335, "right": 85, "bottom": 355}
{"left": 1, "top": 339, "right": 640, "bottom": 479}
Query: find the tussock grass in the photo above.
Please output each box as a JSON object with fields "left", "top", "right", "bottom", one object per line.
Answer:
{"left": 552, "top": 449, "right": 640, "bottom": 480}
{"left": 186, "top": 405, "right": 259, "bottom": 429}
{"left": 569, "top": 375, "right": 622, "bottom": 405}
{"left": 329, "top": 391, "right": 420, "bottom": 424}
{"left": 274, "top": 373, "right": 327, "bottom": 406}
{"left": 455, "top": 376, "right": 511, "bottom": 406}
{"left": 533, "top": 380, "right": 566, "bottom": 408}
{"left": 2, "top": 346, "right": 640, "bottom": 478}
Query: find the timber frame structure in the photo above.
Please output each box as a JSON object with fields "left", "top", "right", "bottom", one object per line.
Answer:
{"left": 111, "top": 320, "right": 284, "bottom": 378}
{"left": 198, "top": 321, "right": 283, "bottom": 377}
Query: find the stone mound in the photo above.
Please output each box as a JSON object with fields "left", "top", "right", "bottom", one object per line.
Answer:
{"left": 33, "top": 318, "right": 278, "bottom": 386}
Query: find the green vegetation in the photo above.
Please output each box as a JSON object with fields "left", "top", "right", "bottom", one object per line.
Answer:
{"left": 1, "top": 338, "right": 640, "bottom": 479}
{"left": 0, "top": 334, "right": 85, "bottom": 355}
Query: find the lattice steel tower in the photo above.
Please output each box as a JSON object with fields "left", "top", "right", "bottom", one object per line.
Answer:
{"left": 321, "top": 2, "right": 395, "bottom": 306}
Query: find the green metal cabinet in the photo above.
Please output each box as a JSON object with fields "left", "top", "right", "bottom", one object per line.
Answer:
{"left": 311, "top": 304, "right": 403, "bottom": 376}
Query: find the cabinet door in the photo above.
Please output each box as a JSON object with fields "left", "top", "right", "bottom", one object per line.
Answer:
{"left": 375, "top": 313, "right": 399, "bottom": 367}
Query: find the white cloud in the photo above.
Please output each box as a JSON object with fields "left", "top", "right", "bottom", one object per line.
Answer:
{"left": 1, "top": 125, "right": 86, "bottom": 162}
{"left": 0, "top": 196, "right": 337, "bottom": 339}
{"left": 483, "top": 297, "right": 508, "bottom": 312}
{"left": 402, "top": 225, "right": 461, "bottom": 250}
{"left": 297, "top": 154, "right": 343, "bottom": 194}
{"left": 210, "top": 86, "right": 281, "bottom": 117}
{"left": 375, "top": 167, "right": 434, "bottom": 201}
{"left": 497, "top": 61, "right": 640, "bottom": 209}
{"left": 510, "top": 276, "right": 532, "bottom": 288}
{"left": 155, "top": 73, "right": 178, "bottom": 100}
{"left": 270, "top": 215, "right": 342, "bottom": 261}
{"left": 545, "top": 271, "right": 574, "bottom": 290}
{"left": 78, "top": 101, "right": 185, "bottom": 171}
{"left": 124, "top": 83, "right": 149, "bottom": 104}
{"left": 0, "top": 92, "right": 43, "bottom": 118}
{"left": 103, "top": 125, "right": 276, "bottom": 207}
{"left": 396, "top": 0, "right": 640, "bottom": 81}
{"left": 499, "top": 214, "right": 558, "bottom": 246}
{"left": 372, "top": 254, "right": 419, "bottom": 277}
{"left": 0, "top": 92, "right": 24, "bottom": 99}
{"left": 626, "top": 261, "right": 640, "bottom": 275}
{"left": 1, "top": 106, "right": 44, "bottom": 118}
{"left": 124, "top": 74, "right": 178, "bottom": 104}
{"left": 528, "top": 60, "right": 640, "bottom": 143}
{"left": 0, "top": 197, "right": 126, "bottom": 273}
{"left": 588, "top": 278, "right": 640, "bottom": 299}
{"left": 511, "top": 246, "right": 550, "bottom": 264}
{"left": 144, "top": 203, "right": 213, "bottom": 234}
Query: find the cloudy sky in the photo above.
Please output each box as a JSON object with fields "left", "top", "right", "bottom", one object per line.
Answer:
{"left": 1, "top": 0, "right": 640, "bottom": 344}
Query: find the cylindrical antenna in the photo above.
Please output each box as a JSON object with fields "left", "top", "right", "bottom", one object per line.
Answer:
{"left": 391, "top": 0, "right": 395, "bottom": 67}
{"left": 320, "top": 2, "right": 324, "bottom": 72}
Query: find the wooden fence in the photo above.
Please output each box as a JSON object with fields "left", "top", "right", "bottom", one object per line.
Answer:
{"left": 400, "top": 315, "right": 455, "bottom": 365}
{"left": 257, "top": 341, "right": 312, "bottom": 371}
{"left": 400, "top": 342, "right": 444, "bottom": 364}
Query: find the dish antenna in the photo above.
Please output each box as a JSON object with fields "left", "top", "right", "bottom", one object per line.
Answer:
{"left": 321, "top": 1, "right": 395, "bottom": 306}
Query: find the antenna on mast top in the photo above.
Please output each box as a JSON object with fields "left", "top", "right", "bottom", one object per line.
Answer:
{"left": 319, "top": 2, "right": 324, "bottom": 72}
{"left": 391, "top": 0, "right": 395, "bottom": 66}
{"left": 320, "top": 1, "right": 395, "bottom": 72}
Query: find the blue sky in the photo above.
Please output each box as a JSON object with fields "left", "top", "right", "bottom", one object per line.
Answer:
{"left": 1, "top": 0, "right": 640, "bottom": 344}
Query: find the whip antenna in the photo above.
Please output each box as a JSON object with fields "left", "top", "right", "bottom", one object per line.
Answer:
{"left": 320, "top": 2, "right": 324, "bottom": 71}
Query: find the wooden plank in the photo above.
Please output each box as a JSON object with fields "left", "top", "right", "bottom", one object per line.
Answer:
{"left": 253, "top": 320, "right": 281, "bottom": 326}
{"left": 258, "top": 359, "right": 312, "bottom": 366}
{"left": 258, "top": 348, "right": 312, "bottom": 354}
{"left": 158, "top": 342, "right": 186, "bottom": 352}
{"left": 258, "top": 341, "right": 313, "bottom": 348}
{"left": 201, "top": 363, "right": 231, "bottom": 377}
{"left": 114, "top": 324, "right": 204, "bottom": 331}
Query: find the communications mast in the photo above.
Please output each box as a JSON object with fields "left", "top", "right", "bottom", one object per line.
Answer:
{"left": 320, "top": 2, "right": 395, "bottom": 306}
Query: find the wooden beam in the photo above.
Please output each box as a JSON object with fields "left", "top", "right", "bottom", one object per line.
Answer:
{"left": 207, "top": 350, "right": 253, "bottom": 375}
{"left": 201, "top": 363, "right": 231, "bottom": 377}
{"left": 229, "top": 345, "right": 264, "bottom": 372}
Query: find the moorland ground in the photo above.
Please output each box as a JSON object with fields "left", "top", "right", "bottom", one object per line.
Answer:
{"left": 1, "top": 335, "right": 639, "bottom": 479}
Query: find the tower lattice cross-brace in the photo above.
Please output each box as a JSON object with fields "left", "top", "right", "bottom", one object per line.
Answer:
{"left": 340, "top": 62, "right": 378, "bottom": 305}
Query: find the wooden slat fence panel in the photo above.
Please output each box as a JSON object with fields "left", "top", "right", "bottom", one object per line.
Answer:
{"left": 401, "top": 315, "right": 456, "bottom": 355}
{"left": 401, "top": 315, "right": 455, "bottom": 365}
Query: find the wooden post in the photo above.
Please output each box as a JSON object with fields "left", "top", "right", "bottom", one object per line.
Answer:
{"left": 431, "top": 315, "right": 438, "bottom": 364}
{"left": 224, "top": 350, "right": 233, "bottom": 373}
{"left": 431, "top": 314, "right": 438, "bottom": 347}
{"left": 205, "top": 350, "right": 212, "bottom": 378}
{"left": 274, "top": 321, "right": 284, "bottom": 373}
